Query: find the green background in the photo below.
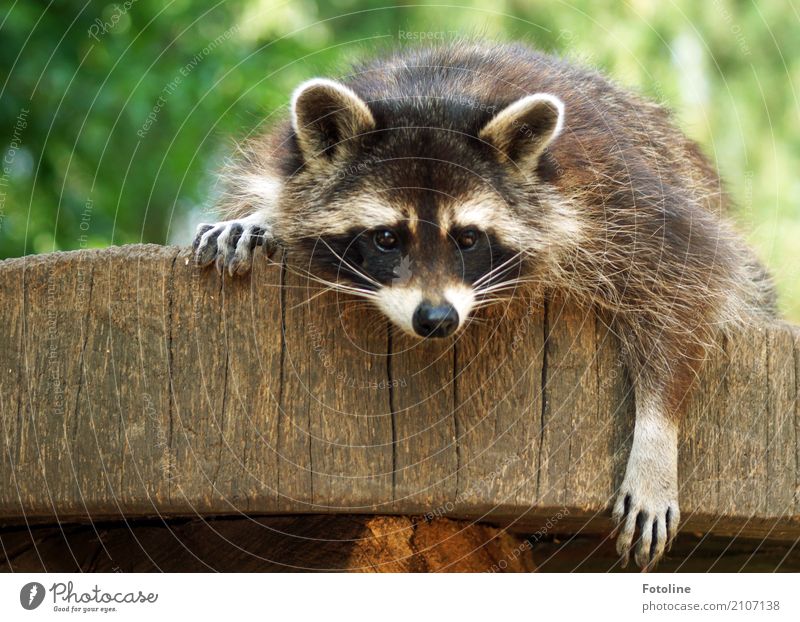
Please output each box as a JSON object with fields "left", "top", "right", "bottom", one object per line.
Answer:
{"left": 1, "top": 0, "right": 798, "bottom": 319}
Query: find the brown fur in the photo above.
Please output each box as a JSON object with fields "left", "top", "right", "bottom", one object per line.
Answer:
{"left": 198, "top": 40, "right": 778, "bottom": 569}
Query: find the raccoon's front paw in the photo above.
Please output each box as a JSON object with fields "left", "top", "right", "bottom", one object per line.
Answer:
{"left": 612, "top": 472, "right": 679, "bottom": 571}
{"left": 193, "top": 219, "right": 275, "bottom": 276}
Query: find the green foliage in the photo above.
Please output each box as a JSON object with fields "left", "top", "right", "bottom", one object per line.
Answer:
{"left": 1, "top": 0, "right": 798, "bottom": 319}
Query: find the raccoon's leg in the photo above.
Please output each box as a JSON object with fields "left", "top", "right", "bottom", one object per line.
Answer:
{"left": 611, "top": 326, "right": 701, "bottom": 570}
{"left": 193, "top": 211, "right": 277, "bottom": 276}
{"left": 612, "top": 384, "right": 680, "bottom": 570}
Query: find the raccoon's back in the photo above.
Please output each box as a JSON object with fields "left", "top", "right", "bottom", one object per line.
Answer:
{"left": 346, "top": 41, "right": 728, "bottom": 216}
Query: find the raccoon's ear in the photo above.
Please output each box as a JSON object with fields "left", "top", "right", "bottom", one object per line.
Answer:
{"left": 290, "top": 78, "right": 375, "bottom": 163}
{"left": 479, "top": 93, "right": 564, "bottom": 167}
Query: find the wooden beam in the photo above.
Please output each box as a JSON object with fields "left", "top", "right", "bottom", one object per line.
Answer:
{"left": 0, "top": 516, "right": 538, "bottom": 572}
{"left": 1, "top": 245, "right": 798, "bottom": 540}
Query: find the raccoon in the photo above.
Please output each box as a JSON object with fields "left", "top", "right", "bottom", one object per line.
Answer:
{"left": 193, "top": 41, "right": 777, "bottom": 569}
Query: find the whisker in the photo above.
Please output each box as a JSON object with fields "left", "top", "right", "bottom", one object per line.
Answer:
{"left": 289, "top": 286, "right": 337, "bottom": 310}
{"left": 473, "top": 252, "right": 525, "bottom": 287}
{"left": 317, "top": 237, "right": 382, "bottom": 289}
{"left": 475, "top": 279, "right": 542, "bottom": 296}
{"left": 472, "top": 296, "right": 517, "bottom": 307}
{"left": 283, "top": 263, "right": 379, "bottom": 300}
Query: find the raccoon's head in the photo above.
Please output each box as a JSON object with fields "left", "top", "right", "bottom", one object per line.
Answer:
{"left": 280, "top": 78, "right": 571, "bottom": 338}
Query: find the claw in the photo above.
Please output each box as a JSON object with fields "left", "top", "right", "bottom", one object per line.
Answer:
{"left": 263, "top": 236, "right": 278, "bottom": 259}
{"left": 192, "top": 224, "right": 213, "bottom": 250}
{"left": 634, "top": 512, "right": 652, "bottom": 570}
{"left": 195, "top": 226, "right": 222, "bottom": 266}
{"left": 192, "top": 219, "right": 273, "bottom": 276}
{"left": 650, "top": 519, "right": 667, "bottom": 568}
{"left": 612, "top": 487, "right": 679, "bottom": 570}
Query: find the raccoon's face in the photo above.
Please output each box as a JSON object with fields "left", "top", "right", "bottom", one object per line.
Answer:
{"left": 283, "top": 78, "right": 567, "bottom": 338}
{"left": 314, "top": 211, "right": 520, "bottom": 338}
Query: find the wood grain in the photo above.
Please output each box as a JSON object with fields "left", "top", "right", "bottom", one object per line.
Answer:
{"left": 1, "top": 245, "right": 798, "bottom": 539}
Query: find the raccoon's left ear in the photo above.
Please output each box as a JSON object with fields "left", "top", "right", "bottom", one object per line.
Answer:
{"left": 479, "top": 93, "right": 564, "bottom": 168}
{"left": 290, "top": 78, "right": 376, "bottom": 164}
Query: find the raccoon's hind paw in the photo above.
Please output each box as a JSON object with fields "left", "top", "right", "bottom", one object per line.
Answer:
{"left": 612, "top": 478, "right": 680, "bottom": 571}
{"left": 193, "top": 219, "right": 276, "bottom": 276}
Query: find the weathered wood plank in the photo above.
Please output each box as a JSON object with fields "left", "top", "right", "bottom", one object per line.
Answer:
{"left": 0, "top": 252, "right": 25, "bottom": 517}
{"left": 717, "top": 326, "right": 769, "bottom": 518}
{"left": 538, "top": 298, "right": 609, "bottom": 512}
{"left": 389, "top": 331, "right": 457, "bottom": 509}
{"left": 452, "top": 293, "right": 542, "bottom": 520}
{"left": 681, "top": 324, "right": 727, "bottom": 522}
{"left": 169, "top": 245, "right": 230, "bottom": 513}
{"left": 595, "top": 315, "right": 633, "bottom": 513}
{"left": 80, "top": 245, "right": 177, "bottom": 517}
{"left": 214, "top": 246, "right": 284, "bottom": 512}
{"left": 765, "top": 325, "right": 796, "bottom": 527}
{"left": 282, "top": 262, "right": 393, "bottom": 512}
{"left": 13, "top": 251, "right": 95, "bottom": 517}
{"left": 275, "top": 260, "right": 313, "bottom": 512}
{"left": 1, "top": 245, "right": 799, "bottom": 540}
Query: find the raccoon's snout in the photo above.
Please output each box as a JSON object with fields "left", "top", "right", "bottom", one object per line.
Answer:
{"left": 412, "top": 301, "right": 459, "bottom": 338}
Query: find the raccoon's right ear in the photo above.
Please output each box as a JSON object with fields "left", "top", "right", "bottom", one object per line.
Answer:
{"left": 479, "top": 93, "right": 564, "bottom": 168}
{"left": 290, "top": 78, "right": 375, "bottom": 164}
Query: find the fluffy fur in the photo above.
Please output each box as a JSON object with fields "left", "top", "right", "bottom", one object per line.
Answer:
{"left": 193, "top": 41, "right": 777, "bottom": 570}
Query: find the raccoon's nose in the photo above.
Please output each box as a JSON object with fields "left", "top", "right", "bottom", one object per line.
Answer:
{"left": 412, "top": 301, "right": 459, "bottom": 338}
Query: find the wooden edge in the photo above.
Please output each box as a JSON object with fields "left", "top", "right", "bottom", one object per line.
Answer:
{"left": 0, "top": 245, "right": 798, "bottom": 541}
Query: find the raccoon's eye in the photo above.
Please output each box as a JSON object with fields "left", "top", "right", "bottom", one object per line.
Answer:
{"left": 373, "top": 229, "right": 399, "bottom": 251}
{"left": 456, "top": 229, "right": 479, "bottom": 250}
